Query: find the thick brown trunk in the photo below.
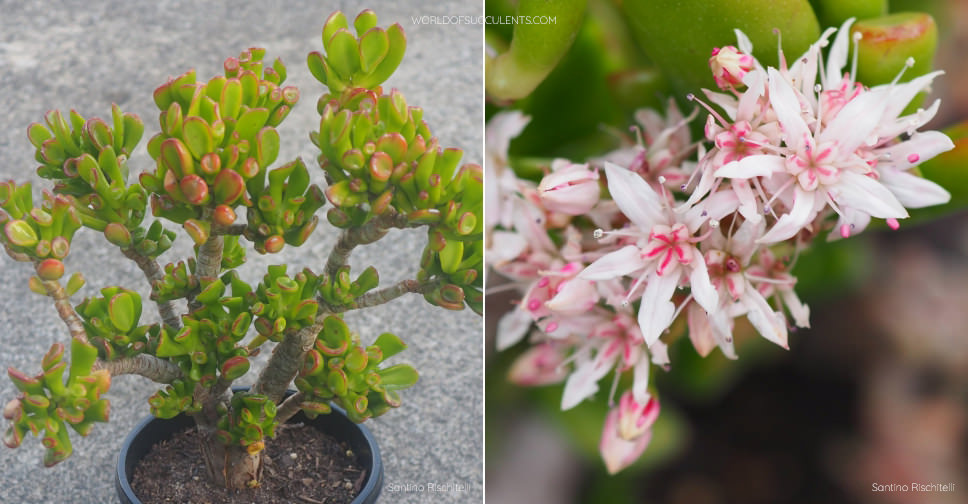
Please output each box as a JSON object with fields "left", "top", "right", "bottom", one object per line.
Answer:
{"left": 197, "top": 426, "right": 264, "bottom": 490}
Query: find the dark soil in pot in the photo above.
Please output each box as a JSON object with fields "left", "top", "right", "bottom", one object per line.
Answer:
{"left": 116, "top": 407, "right": 383, "bottom": 504}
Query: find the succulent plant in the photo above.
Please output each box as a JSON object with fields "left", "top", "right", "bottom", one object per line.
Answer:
{"left": 1, "top": 9, "right": 481, "bottom": 492}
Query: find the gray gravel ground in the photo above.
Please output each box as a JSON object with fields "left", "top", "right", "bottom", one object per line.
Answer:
{"left": 0, "top": 1, "right": 482, "bottom": 502}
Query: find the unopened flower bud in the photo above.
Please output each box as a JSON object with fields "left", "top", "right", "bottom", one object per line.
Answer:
{"left": 709, "top": 45, "right": 753, "bottom": 89}
{"left": 537, "top": 160, "right": 600, "bottom": 215}
{"left": 507, "top": 344, "right": 568, "bottom": 386}
{"left": 599, "top": 392, "right": 658, "bottom": 474}
{"left": 616, "top": 391, "right": 660, "bottom": 441}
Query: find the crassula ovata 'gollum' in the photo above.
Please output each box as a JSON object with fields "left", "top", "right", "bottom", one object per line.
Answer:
{"left": 2, "top": 10, "right": 482, "bottom": 491}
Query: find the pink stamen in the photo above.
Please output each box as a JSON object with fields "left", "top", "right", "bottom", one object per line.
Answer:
{"left": 840, "top": 224, "right": 850, "bottom": 238}
{"left": 687, "top": 93, "right": 730, "bottom": 130}
{"left": 907, "top": 153, "right": 920, "bottom": 163}
{"left": 887, "top": 218, "right": 900, "bottom": 230}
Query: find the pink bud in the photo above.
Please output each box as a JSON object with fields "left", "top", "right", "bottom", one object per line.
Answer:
{"left": 616, "top": 391, "right": 660, "bottom": 441}
{"left": 709, "top": 45, "right": 754, "bottom": 89}
{"left": 599, "top": 393, "right": 658, "bottom": 474}
{"left": 507, "top": 344, "right": 568, "bottom": 386}
{"left": 537, "top": 161, "right": 600, "bottom": 215}
{"left": 544, "top": 277, "right": 598, "bottom": 316}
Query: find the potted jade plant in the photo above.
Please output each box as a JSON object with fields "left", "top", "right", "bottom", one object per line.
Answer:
{"left": 2, "top": 9, "right": 482, "bottom": 503}
{"left": 487, "top": 0, "right": 964, "bottom": 498}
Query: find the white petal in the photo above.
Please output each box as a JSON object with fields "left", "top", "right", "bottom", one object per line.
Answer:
{"left": 561, "top": 343, "right": 619, "bottom": 410}
{"left": 707, "top": 309, "right": 738, "bottom": 359}
{"left": 742, "top": 285, "right": 789, "bottom": 349}
{"left": 733, "top": 178, "right": 762, "bottom": 223}
{"left": 758, "top": 186, "right": 817, "bottom": 243}
{"left": 496, "top": 307, "right": 533, "bottom": 350}
{"left": 876, "top": 99, "right": 941, "bottom": 139}
{"left": 487, "top": 230, "right": 528, "bottom": 265}
{"left": 680, "top": 160, "right": 719, "bottom": 208}
{"left": 881, "top": 71, "right": 944, "bottom": 121}
{"left": 649, "top": 340, "right": 670, "bottom": 367}
{"left": 880, "top": 131, "right": 954, "bottom": 171}
{"left": 732, "top": 218, "right": 766, "bottom": 263}
{"left": 737, "top": 70, "right": 766, "bottom": 120}
{"left": 827, "top": 206, "right": 871, "bottom": 241}
{"left": 632, "top": 358, "right": 650, "bottom": 404}
{"left": 824, "top": 18, "right": 855, "bottom": 90}
{"left": 546, "top": 278, "right": 600, "bottom": 315}
{"left": 686, "top": 189, "right": 739, "bottom": 227}
{"left": 580, "top": 245, "right": 645, "bottom": 280}
{"left": 780, "top": 288, "right": 811, "bottom": 328}
{"left": 604, "top": 161, "right": 664, "bottom": 230}
{"left": 734, "top": 28, "right": 754, "bottom": 55}
{"left": 686, "top": 303, "right": 717, "bottom": 357}
{"left": 715, "top": 154, "right": 785, "bottom": 179}
{"left": 768, "top": 68, "right": 810, "bottom": 149}
{"left": 833, "top": 170, "right": 908, "bottom": 219}
{"left": 822, "top": 90, "right": 888, "bottom": 154}
{"left": 638, "top": 270, "right": 680, "bottom": 347}
{"left": 704, "top": 88, "right": 738, "bottom": 120}
{"left": 486, "top": 111, "right": 530, "bottom": 159}
{"left": 688, "top": 250, "right": 719, "bottom": 313}
{"left": 880, "top": 169, "right": 951, "bottom": 208}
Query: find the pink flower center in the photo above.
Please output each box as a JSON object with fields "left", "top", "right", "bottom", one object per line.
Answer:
{"left": 644, "top": 223, "right": 694, "bottom": 275}
{"left": 788, "top": 140, "right": 840, "bottom": 190}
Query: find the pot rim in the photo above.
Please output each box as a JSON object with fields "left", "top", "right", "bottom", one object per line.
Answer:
{"left": 116, "top": 401, "right": 383, "bottom": 504}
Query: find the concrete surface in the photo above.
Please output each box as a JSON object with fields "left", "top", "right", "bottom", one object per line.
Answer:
{"left": 0, "top": 1, "right": 482, "bottom": 502}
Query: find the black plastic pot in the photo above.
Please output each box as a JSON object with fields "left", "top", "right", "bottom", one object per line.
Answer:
{"left": 115, "top": 402, "right": 383, "bottom": 503}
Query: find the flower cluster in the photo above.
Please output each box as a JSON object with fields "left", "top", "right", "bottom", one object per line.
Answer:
{"left": 488, "top": 18, "right": 952, "bottom": 473}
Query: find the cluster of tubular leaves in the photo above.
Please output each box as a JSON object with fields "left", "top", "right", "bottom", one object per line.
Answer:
{"left": 295, "top": 316, "right": 417, "bottom": 423}
{"left": 243, "top": 158, "right": 326, "bottom": 254}
{"left": 0, "top": 181, "right": 80, "bottom": 281}
{"left": 26, "top": 107, "right": 176, "bottom": 258}
{"left": 3, "top": 340, "right": 110, "bottom": 466}
{"left": 419, "top": 227, "right": 484, "bottom": 313}
{"left": 141, "top": 47, "right": 299, "bottom": 248}
{"left": 153, "top": 272, "right": 255, "bottom": 392}
{"left": 310, "top": 10, "right": 484, "bottom": 314}
{"left": 76, "top": 287, "right": 153, "bottom": 360}
{"left": 317, "top": 265, "right": 380, "bottom": 307}
{"left": 314, "top": 86, "right": 433, "bottom": 228}
{"left": 146, "top": 271, "right": 256, "bottom": 419}
{"left": 151, "top": 258, "right": 198, "bottom": 302}
{"left": 147, "top": 379, "right": 200, "bottom": 419}
{"left": 307, "top": 10, "right": 406, "bottom": 93}
{"left": 251, "top": 266, "right": 321, "bottom": 343}
{"left": 215, "top": 392, "right": 276, "bottom": 455}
